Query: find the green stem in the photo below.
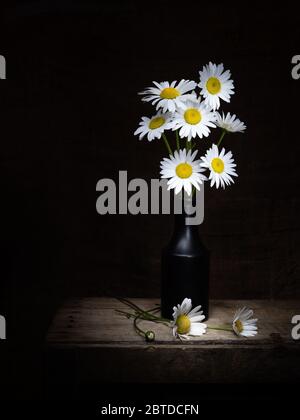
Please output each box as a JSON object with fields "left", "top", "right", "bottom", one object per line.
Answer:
{"left": 133, "top": 312, "right": 147, "bottom": 338}
{"left": 186, "top": 138, "right": 190, "bottom": 151}
{"left": 116, "top": 309, "right": 135, "bottom": 318}
{"left": 116, "top": 300, "right": 170, "bottom": 324}
{"left": 123, "top": 308, "right": 159, "bottom": 322}
{"left": 175, "top": 130, "right": 180, "bottom": 151}
{"left": 207, "top": 325, "right": 232, "bottom": 332}
{"left": 118, "top": 298, "right": 160, "bottom": 320}
{"left": 117, "top": 298, "right": 145, "bottom": 314}
{"left": 217, "top": 129, "right": 227, "bottom": 147}
{"left": 162, "top": 133, "right": 172, "bottom": 155}
{"left": 140, "top": 310, "right": 170, "bottom": 326}
{"left": 124, "top": 309, "right": 169, "bottom": 340}
{"left": 119, "top": 307, "right": 160, "bottom": 321}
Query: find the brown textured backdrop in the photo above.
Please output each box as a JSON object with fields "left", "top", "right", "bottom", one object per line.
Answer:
{"left": 0, "top": 0, "right": 300, "bottom": 397}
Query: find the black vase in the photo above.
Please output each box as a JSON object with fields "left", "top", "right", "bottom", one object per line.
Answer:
{"left": 161, "top": 198, "right": 210, "bottom": 320}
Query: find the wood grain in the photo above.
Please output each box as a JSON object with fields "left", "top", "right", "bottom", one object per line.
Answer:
{"left": 46, "top": 298, "right": 299, "bottom": 346}
{"left": 45, "top": 298, "right": 300, "bottom": 387}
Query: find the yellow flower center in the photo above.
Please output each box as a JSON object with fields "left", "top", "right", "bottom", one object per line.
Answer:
{"left": 184, "top": 108, "right": 202, "bottom": 125}
{"left": 176, "top": 314, "right": 191, "bottom": 335}
{"left": 176, "top": 163, "right": 193, "bottom": 179}
{"left": 206, "top": 77, "right": 221, "bottom": 94}
{"left": 148, "top": 116, "right": 165, "bottom": 130}
{"left": 160, "top": 87, "right": 180, "bottom": 99}
{"left": 234, "top": 320, "right": 244, "bottom": 334}
{"left": 211, "top": 157, "right": 224, "bottom": 174}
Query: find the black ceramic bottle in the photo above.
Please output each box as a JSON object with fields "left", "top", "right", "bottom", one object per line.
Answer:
{"left": 161, "top": 199, "right": 210, "bottom": 320}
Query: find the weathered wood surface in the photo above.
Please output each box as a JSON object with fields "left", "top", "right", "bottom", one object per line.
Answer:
{"left": 46, "top": 298, "right": 300, "bottom": 387}
{"left": 47, "top": 298, "right": 299, "bottom": 346}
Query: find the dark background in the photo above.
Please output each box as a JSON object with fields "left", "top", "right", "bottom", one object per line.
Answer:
{"left": 0, "top": 0, "right": 299, "bottom": 399}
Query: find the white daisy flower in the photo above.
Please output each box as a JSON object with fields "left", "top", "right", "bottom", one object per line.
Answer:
{"left": 134, "top": 111, "right": 173, "bottom": 141}
{"left": 215, "top": 112, "right": 246, "bottom": 133}
{"left": 200, "top": 143, "right": 237, "bottom": 189}
{"left": 160, "top": 149, "right": 207, "bottom": 196}
{"left": 171, "top": 99, "right": 216, "bottom": 141}
{"left": 172, "top": 298, "right": 207, "bottom": 340}
{"left": 139, "top": 79, "right": 197, "bottom": 113}
{"left": 199, "top": 62, "right": 234, "bottom": 110}
{"left": 232, "top": 307, "right": 258, "bottom": 337}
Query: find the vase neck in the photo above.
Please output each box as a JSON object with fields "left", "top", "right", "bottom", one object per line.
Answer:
{"left": 168, "top": 211, "right": 207, "bottom": 256}
{"left": 173, "top": 212, "right": 199, "bottom": 233}
{"left": 173, "top": 195, "right": 198, "bottom": 231}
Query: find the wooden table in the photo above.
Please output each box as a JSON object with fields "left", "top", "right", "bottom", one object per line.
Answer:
{"left": 46, "top": 298, "right": 300, "bottom": 394}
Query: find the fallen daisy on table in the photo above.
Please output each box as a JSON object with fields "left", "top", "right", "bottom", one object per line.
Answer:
{"left": 232, "top": 307, "right": 258, "bottom": 337}
{"left": 207, "top": 306, "right": 258, "bottom": 338}
{"left": 116, "top": 298, "right": 258, "bottom": 341}
{"left": 171, "top": 298, "right": 207, "bottom": 339}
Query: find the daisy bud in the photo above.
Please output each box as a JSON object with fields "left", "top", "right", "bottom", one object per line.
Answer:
{"left": 145, "top": 330, "right": 155, "bottom": 342}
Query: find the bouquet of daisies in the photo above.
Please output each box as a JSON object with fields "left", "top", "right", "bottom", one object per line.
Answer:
{"left": 134, "top": 62, "right": 246, "bottom": 195}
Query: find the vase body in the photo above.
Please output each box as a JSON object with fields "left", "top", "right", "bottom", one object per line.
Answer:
{"left": 161, "top": 199, "right": 210, "bottom": 320}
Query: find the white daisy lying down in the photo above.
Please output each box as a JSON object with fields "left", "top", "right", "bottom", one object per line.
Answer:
{"left": 172, "top": 298, "right": 207, "bottom": 339}
{"left": 232, "top": 307, "right": 258, "bottom": 337}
